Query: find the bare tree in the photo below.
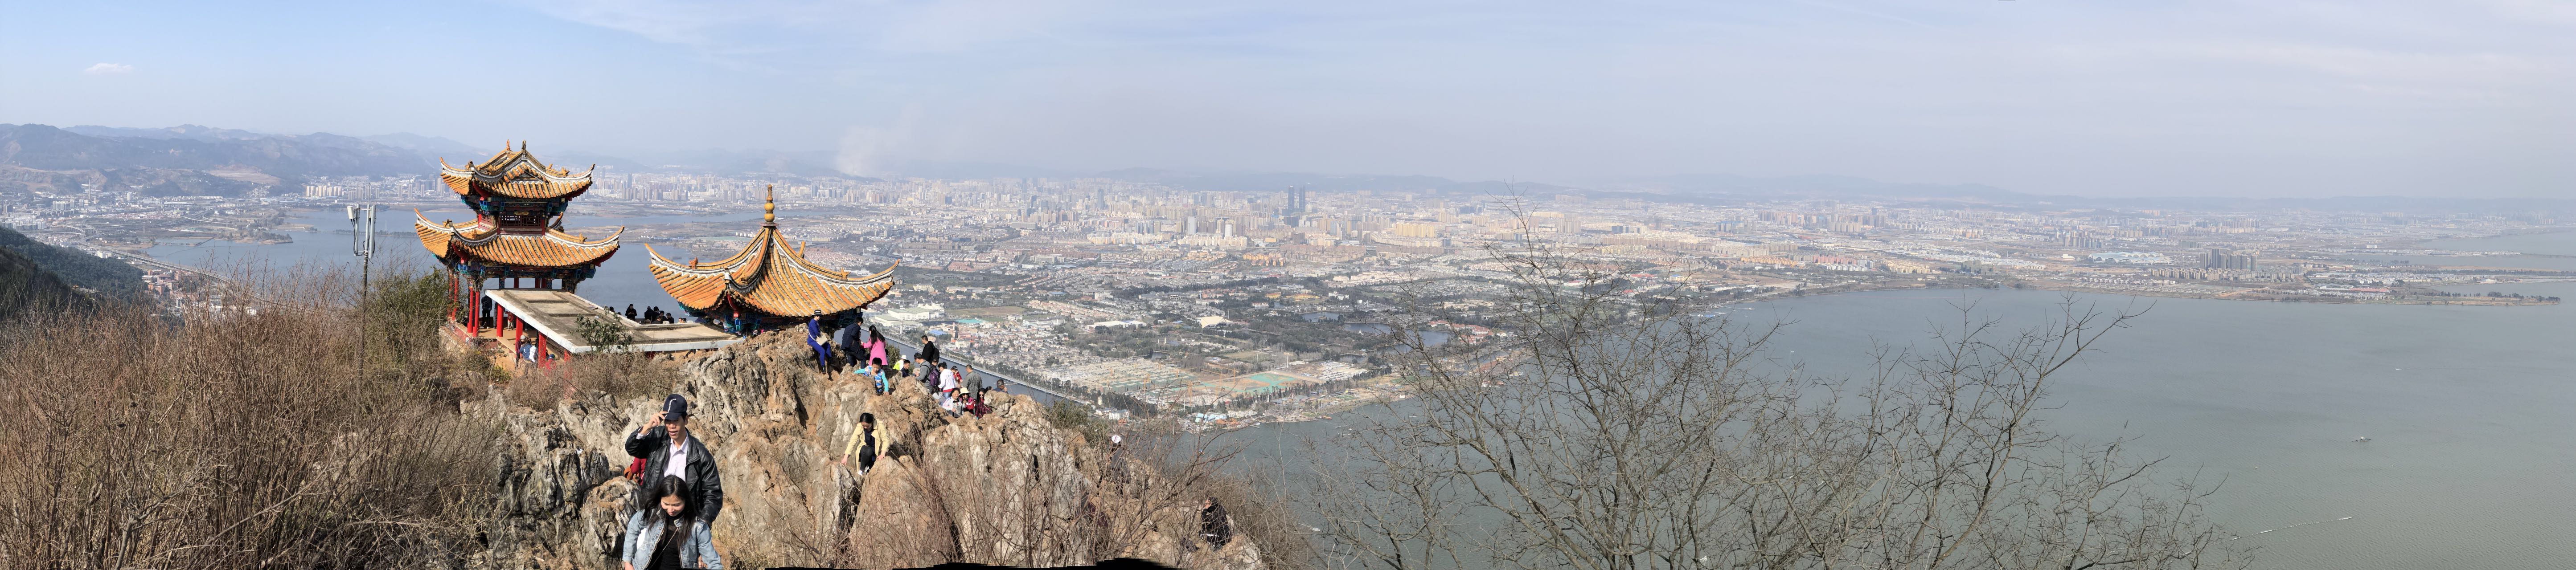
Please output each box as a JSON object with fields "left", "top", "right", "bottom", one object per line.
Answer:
{"left": 1304, "top": 234, "right": 2246, "bottom": 570}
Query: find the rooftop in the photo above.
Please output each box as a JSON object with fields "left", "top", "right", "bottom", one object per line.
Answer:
{"left": 486, "top": 289, "right": 740, "bottom": 354}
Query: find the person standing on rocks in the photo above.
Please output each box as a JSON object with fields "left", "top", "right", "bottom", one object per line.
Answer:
{"left": 624, "top": 475, "right": 721, "bottom": 570}
{"left": 627, "top": 395, "right": 725, "bottom": 528}
{"left": 918, "top": 333, "right": 941, "bottom": 366}
{"left": 869, "top": 329, "right": 890, "bottom": 368}
{"left": 806, "top": 311, "right": 832, "bottom": 373}
{"left": 937, "top": 364, "right": 961, "bottom": 402}
{"left": 1199, "top": 496, "right": 1232, "bottom": 550}
{"left": 835, "top": 318, "right": 861, "bottom": 371}
{"left": 920, "top": 358, "right": 942, "bottom": 394}
{"left": 836, "top": 412, "right": 889, "bottom": 475}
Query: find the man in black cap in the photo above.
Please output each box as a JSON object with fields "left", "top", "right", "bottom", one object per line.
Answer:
{"left": 627, "top": 394, "right": 725, "bottom": 524}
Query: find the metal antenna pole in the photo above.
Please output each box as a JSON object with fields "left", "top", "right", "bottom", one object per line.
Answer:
{"left": 349, "top": 195, "right": 377, "bottom": 380}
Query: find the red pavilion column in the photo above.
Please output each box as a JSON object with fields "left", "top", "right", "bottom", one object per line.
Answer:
{"left": 466, "top": 279, "right": 480, "bottom": 336}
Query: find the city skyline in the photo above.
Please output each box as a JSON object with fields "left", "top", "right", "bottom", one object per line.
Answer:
{"left": 5, "top": 1, "right": 2570, "bottom": 199}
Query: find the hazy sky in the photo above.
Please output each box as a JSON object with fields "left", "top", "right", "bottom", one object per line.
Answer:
{"left": 4, "top": 0, "right": 2571, "bottom": 198}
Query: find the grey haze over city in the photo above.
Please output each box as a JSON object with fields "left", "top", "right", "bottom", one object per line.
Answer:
{"left": 12, "top": 2, "right": 2576, "bottom": 570}
{"left": 6, "top": 0, "right": 2572, "bottom": 198}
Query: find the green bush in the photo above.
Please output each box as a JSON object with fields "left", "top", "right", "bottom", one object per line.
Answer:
{"left": 1044, "top": 399, "right": 1109, "bottom": 444}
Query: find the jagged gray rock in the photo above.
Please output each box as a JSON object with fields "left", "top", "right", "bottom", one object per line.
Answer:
{"left": 463, "top": 332, "right": 1267, "bottom": 570}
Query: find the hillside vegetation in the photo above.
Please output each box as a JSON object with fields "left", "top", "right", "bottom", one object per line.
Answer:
{"left": 0, "top": 244, "right": 93, "bottom": 319}
{"left": 0, "top": 271, "right": 493, "bottom": 568}
{"left": 0, "top": 267, "right": 1301, "bottom": 570}
{"left": 0, "top": 226, "right": 144, "bottom": 299}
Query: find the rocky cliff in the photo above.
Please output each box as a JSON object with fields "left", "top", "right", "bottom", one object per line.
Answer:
{"left": 463, "top": 333, "right": 1267, "bottom": 570}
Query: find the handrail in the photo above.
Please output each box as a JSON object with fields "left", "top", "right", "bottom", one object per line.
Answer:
{"left": 858, "top": 322, "right": 1081, "bottom": 406}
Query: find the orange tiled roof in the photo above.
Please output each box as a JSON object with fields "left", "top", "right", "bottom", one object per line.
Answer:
{"left": 415, "top": 212, "right": 621, "bottom": 268}
{"left": 644, "top": 191, "right": 895, "bottom": 316}
{"left": 438, "top": 142, "right": 594, "bottom": 200}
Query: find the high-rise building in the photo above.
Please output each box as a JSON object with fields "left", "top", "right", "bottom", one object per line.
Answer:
{"left": 2204, "top": 248, "right": 2259, "bottom": 269}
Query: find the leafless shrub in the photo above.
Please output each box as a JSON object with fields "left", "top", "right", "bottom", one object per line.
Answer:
{"left": 0, "top": 265, "right": 497, "bottom": 569}
{"left": 1303, "top": 237, "right": 2248, "bottom": 570}
{"left": 509, "top": 353, "right": 682, "bottom": 409}
{"left": 1071, "top": 427, "right": 1285, "bottom": 566}
{"left": 1047, "top": 399, "right": 1114, "bottom": 444}
{"left": 1209, "top": 463, "right": 1320, "bottom": 570}
{"left": 504, "top": 369, "right": 569, "bottom": 409}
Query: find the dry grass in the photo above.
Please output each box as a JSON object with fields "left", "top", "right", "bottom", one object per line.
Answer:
{"left": 1205, "top": 462, "right": 1318, "bottom": 569}
{"left": 0, "top": 266, "right": 498, "bottom": 569}
{"left": 1082, "top": 425, "right": 1317, "bottom": 570}
{"left": 508, "top": 352, "right": 688, "bottom": 410}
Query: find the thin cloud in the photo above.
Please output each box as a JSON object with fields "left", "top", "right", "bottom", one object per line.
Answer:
{"left": 1793, "top": 0, "right": 1940, "bottom": 30}
{"left": 82, "top": 63, "right": 133, "bottom": 75}
{"left": 393, "top": 2, "right": 2576, "bottom": 196}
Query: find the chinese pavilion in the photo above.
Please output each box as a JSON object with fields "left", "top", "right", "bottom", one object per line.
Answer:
{"left": 646, "top": 186, "right": 896, "bottom": 335}
{"left": 416, "top": 141, "right": 621, "bottom": 335}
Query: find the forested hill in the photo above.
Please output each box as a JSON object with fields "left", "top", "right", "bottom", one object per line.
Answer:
{"left": 0, "top": 242, "right": 95, "bottom": 319}
{"left": 0, "top": 227, "right": 144, "bottom": 300}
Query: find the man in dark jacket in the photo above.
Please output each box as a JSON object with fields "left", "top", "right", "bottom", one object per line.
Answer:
{"left": 1199, "top": 496, "right": 1231, "bottom": 549}
{"left": 805, "top": 311, "right": 831, "bottom": 373}
{"left": 627, "top": 395, "right": 725, "bottom": 523}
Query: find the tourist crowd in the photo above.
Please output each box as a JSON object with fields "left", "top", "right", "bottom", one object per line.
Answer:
{"left": 609, "top": 314, "right": 1233, "bottom": 570}
{"left": 809, "top": 314, "right": 1003, "bottom": 419}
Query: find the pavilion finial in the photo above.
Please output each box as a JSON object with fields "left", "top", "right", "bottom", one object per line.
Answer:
{"left": 762, "top": 185, "right": 776, "bottom": 225}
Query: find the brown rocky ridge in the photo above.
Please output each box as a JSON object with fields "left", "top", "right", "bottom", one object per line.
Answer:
{"left": 464, "top": 332, "right": 1270, "bottom": 570}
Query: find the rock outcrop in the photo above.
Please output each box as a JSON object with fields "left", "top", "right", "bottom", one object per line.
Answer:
{"left": 463, "top": 332, "right": 1267, "bottom": 569}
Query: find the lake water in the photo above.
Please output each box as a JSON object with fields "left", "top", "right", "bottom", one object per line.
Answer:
{"left": 1239, "top": 286, "right": 2576, "bottom": 570}
{"left": 138, "top": 220, "right": 2576, "bottom": 568}
{"left": 2346, "top": 252, "right": 2576, "bottom": 272}
{"left": 2349, "top": 231, "right": 2576, "bottom": 271}
{"left": 155, "top": 207, "right": 788, "bottom": 316}
{"left": 2420, "top": 231, "right": 2576, "bottom": 258}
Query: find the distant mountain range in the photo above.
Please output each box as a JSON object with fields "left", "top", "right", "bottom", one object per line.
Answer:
{"left": 62, "top": 124, "right": 274, "bottom": 142}
{"left": 0, "top": 124, "right": 871, "bottom": 196}
{"left": 347, "top": 133, "right": 859, "bottom": 179}
{"left": 1, "top": 124, "right": 434, "bottom": 196}
{"left": 7, "top": 123, "right": 2564, "bottom": 214}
